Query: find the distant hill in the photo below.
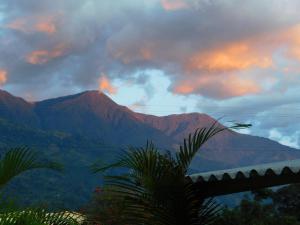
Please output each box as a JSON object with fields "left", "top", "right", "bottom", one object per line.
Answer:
{"left": 0, "top": 89, "right": 299, "bottom": 209}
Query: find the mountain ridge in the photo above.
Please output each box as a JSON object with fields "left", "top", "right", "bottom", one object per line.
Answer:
{"left": 0, "top": 89, "right": 299, "bottom": 155}
{"left": 0, "top": 89, "right": 299, "bottom": 208}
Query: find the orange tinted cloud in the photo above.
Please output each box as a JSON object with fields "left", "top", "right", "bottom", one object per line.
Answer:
{"left": 98, "top": 75, "right": 117, "bottom": 95}
{"left": 281, "top": 24, "right": 300, "bottom": 61}
{"left": 6, "top": 15, "right": 57, "bottom": 34}
{"left": 177, "top": 23, "right": 300, "bottom": 98}
{"left": 186, "top": 42, "right": 272, "bottom": 73}
{"left": 173, "top": 74, "right": 261, "bottom": 98}
{"left": 0, "top": 69, "right": 7, "bottom": 86}
{"left": 161, "top": 0, "right": 188, "bottom": 11}
{"left": 35, "top": 19, "right": 56, "bottom": 34}
{"left": 140, "top": 47, "right": 153, "bottom": 60}
{"left": 6, "top": 19, "right": 28, "bottom": 33}
{"left": 109, "top": 44, "right": 154, "bottom": 64}
{"left": 26, "top": 44, "right": 67, "bottom": 64}
{"left": 174, "top": 84, "right": 194, "bottom": 94}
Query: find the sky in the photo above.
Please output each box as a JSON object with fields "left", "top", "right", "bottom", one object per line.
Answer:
{"left": 0, "top": 0, "right": 300, "bottom": 148}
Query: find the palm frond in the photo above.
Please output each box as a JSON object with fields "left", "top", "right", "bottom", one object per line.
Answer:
{"left": 197, "top": 198, "right": 221, "bottom": 225}
{"left": 0, "top": 209, "right": 81, "bottom": 225}
{"left": 90, "top": 122, "right": 250, "bottom": 225}
{"left": 176, "top": 122, "right": 226, "bottom": 173}
{"left": 0, "top": 147, "right": 63, "bottom": 188}
{"left": 176, "top": 121, "right": 251, "bottom": 173}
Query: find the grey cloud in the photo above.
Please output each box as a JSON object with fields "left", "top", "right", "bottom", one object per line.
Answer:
{"left": 196, "top": 87, "right": 300, "bottom": 148}
{"left": 0, "top": 0, "right": 300, "bottom": 101}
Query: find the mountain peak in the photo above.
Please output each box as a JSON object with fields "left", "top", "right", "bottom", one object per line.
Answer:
{"left": 0, "top": 89, "right": 38, "bottom": 126}
{"left": 36, "top": 90, "right": 119, "bottom": 107}
{"left": 77, "top": 90, "right": 105, "bottom": 97}
{"left": 76, "top": 90, "right": 116, "bottom": 103}
{"left": 136, "top": 112, "right": 220, "bottom": 141}
{"left": 0, "top": 89, "right": 27, "bottom": 102}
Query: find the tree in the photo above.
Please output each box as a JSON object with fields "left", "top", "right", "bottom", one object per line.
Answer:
{"left": 90, "top": 122, "right": 246, "bottom": 225}
{"left": 0, "top": 147, "right": 62, "bottom": 189}
{"left": 213, "top": 194, "right": 300, "bottom": 225}
{"left": 271, "top": 184, "right": 300, "bottom": 220}
{"left": 83, "top": 187, "right": 128, "bottom": 225}
{"left": 213, "top": 186, "right": 300, "bottom": 225}
{"left": 0, "top": 147, "right": 81, "bottom": 225}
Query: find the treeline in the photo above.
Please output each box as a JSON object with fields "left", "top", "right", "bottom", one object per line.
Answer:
{"left": 214, "top": 184, "right": 300, "bottom": 225}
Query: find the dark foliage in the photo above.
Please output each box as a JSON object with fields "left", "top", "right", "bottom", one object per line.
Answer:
{"left": 214, "top": 184, "right": 300, "bottom": 225}
{"left": 89, "top": 123, "right": 246, "bottom": 225}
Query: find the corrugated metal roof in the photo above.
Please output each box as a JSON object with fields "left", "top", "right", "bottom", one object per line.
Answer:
{"left": 187, "top": 159, "right": 300, "bottom": 197}
{"left": 189, "top": 159, "right": 300, "bottom": 182}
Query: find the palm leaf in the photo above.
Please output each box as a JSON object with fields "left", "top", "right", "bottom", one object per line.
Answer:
{"left": 176, "top": 121, "right": 251, "bottom": 173}
{"left": 0, "top": 147, "right": 63, "bottom": 188}
{"left": 0, "top": 209, "right": 81, "bottom": 225}
{"left": 90, "top": 122, "right": 250, "bottom": 225}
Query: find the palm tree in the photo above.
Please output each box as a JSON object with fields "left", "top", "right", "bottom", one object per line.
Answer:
{"left": 91, "top": 122, "right": 247, "bottom": 225}
{"left": 0, "top": 147, "right": 82, "bottom": 225}
{"left": 0, "top": 147, "right": 62, "bottom": 189}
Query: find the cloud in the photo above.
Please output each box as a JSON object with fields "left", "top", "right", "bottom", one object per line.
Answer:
{"left": 185, "top": 42, "right": 272, "bottom": 73}
{"left": 173, "top": 74, "right": 261, "bottom": 99}
{"left": 130, "top": 99, "right": 147, "bottom": 112}
{"left": 103, "top": 0, "right": 300, "bottom": 99}
{"left": 160, "top": 0, "right": 189, "bottom": 11}
{"left": 26, "top": 44, "right": 67, "bottom": 64}
{"left": 34, "top": 18, "right": 57, "bottom": 34}
{"left": 0, "top": 69, "right": 7, "bottom": 86}
{"left": 195, "top": 87, "right": 300, "bottom": 148}
{"left": 5, "top": 19, "right": 28, "bottom": 33}
{"left": 1, "top": 0, "right": 300, "bottom": 100}
{"left": 5, "top": 14, "right": 58, "bottom": 34}
{"left": 0, "top": 0, "right": 300, "bottom": 101}
{"left": 0, "top": 0, "right": 300, "bottom": 147}
{"left": 98, "top": 74, "right": 117, "bottom": 95}
{"left": 269, "top": 129, "right": 300, "bottom": 149}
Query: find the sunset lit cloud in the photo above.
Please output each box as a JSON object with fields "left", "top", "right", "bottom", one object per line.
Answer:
{"left": 26, "top": 44, "right": 67, "bottom": 64}
{"left": 6, "top": 19, "right": 28, "bottom": 33}
{"left": 173, "top": 74, "right": 261, "bottom": 99}
{"left": 98, "top": 75, "right": 117, "bottom": 95}
{"left": 160, "top": 0, "right": 189, "bottom": 11}
{"left": 185, "top": 43, "right": 272, "bottom": 73}
{"left": 281, "top": 24, "right": 300, "bottom": 61}
{"left": 3, "top": 0, "right": 300, "bottom": 100}
{"left": 0, "top": 69, "right": 7, "bottom": 86}
{"left": 34, "top": 19, "right": 57, "bottom": 34}
{"left": 107, "top": 41, "right": 154, "bottom": 64}
{"left": 6, "top": 15, "right": 58, "bottom": 34}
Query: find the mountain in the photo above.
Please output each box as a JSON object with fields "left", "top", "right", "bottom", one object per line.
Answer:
{"left": 135, "top": 113, "right": 300, "bottom": 167}
{"left": 0, "top": 90, "right": 38, "bottom": 126}
{"left": 0, "top": 89, "right": 299, "bottom": 209}
{"left": 34, "top": 91, "right": 172, "bottom": 147}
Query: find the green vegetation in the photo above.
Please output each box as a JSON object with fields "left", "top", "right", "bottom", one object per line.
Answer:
{"left": 87, "top": 123, "right": 241, "bottom": 225}
{"left": 0, "top": 118, "right": 114, "bottom": 209}
{"left": 0, "top": 209, "right": 81, "bottom": 225}
{"left": 2, "top": 121, "right": 300, "bottom": 225}
{"left": 0, "top": 147, "right": 62, "bottom": 189}
{"left": 83, "top": 187, "right": 128, "bottom": 225}
{"left": 213, "top": 186, "right": 300, "bottom": 225}
{"left": 0, "top": 148, "right": 80, "bottom": 225}
{"left": 84, "top": 183, "right": 300, "bottom": 225}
